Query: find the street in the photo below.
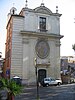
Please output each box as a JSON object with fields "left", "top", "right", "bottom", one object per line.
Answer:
{"left": 14, "top": 84, "right": 75, "bottom": 100}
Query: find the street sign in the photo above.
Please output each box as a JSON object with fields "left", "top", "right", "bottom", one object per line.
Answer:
{"left": 6, "top": 69, "right": 10, "bottom": 76}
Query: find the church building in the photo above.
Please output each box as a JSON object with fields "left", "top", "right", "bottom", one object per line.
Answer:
{"left": 4, "top": 1, "right": 63, "bottom": 85}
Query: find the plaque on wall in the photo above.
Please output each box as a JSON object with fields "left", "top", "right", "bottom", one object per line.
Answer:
{"left": 35, "top": 39, "right": 50, "bottom": 59}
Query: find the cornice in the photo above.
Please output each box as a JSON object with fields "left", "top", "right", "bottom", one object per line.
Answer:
{"left": 6, "top": 15, "right": 24, "bottom": 29}
{"left": 20, "top": 6, "right": 62, "bottom": 17}
{"left": 20, "top": 30, "right": 64, "bottom": 39}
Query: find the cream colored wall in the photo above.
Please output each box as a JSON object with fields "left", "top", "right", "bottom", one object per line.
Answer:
{"left": 10, "top": 10, "right": 61, "bottom": 84}
{"left": 45, "top": 39, "right": 61, "bottom": 79}
{"left": 10, "top": 17, "right": 24, "bottom": 78}
{"left": 22, "top": 36, "right": 61, "bottom": 84}
{"left": 22, "top": 37, "right": 37, "bottom": 84}
{"left": 24, "top": 11, "right": 60, "bottom": 35}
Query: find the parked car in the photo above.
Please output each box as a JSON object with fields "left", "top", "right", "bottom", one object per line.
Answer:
{"left": 41, "top": 77, "right": 62, "bottom": 87}
{"left": 11, "top": 76, "right": 22, "bottom": 85}
{"left": 70, "top": 77, "right": 75, "bottom": 83}
{"left": 55, "top": 78, "right": 62, "bottom": 85}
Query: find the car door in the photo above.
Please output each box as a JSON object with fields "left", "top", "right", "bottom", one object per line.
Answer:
{"left": 49, "top": 78, "right": 56, "bottom": 85}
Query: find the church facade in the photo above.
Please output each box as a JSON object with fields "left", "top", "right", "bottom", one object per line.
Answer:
{"left": 4, "top": 3, "right": 63, "bottom": 85}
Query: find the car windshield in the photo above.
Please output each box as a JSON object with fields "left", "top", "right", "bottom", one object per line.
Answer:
{"left": 44, "top": 78, "right": 50, "bottom": 81}
{"left": 51, "top": 78, "right": 55, "bottom": 81}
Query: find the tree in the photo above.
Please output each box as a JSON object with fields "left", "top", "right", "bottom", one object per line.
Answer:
{"left": 0, "top": 78, "right": 22, "bottom": 100}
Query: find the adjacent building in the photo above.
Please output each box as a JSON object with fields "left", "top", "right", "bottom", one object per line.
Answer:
{"left": 60, "top": 56, "right": 75, "bottom": 83}
{"left": 4, "top": 2, "right": 63, "bottom": 85}
{"left": 61, "top": 56, "right": 75, "bottom": 73}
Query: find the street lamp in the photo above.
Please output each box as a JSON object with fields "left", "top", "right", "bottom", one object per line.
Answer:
{"left": 34, "top": 58, "right": 39, "bottom": 100}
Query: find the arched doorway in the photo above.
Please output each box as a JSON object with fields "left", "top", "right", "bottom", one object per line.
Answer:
{"left": 38, "top": 69, "right": 46, "bottom": 83}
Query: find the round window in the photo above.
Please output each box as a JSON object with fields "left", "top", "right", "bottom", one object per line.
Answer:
{"left": 35, "top": 40, "right": 50, "bottom": 59}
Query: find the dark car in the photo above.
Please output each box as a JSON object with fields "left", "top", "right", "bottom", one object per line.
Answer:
{"left": 0, "top": 80, "right": 3, "bottom": 88}
{"left": 12, "top": 76, "right": 22, "bottom": 85}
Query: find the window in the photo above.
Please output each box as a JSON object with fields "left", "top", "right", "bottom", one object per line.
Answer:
{"left": 39, "top": 17, "right": 46, "bottom": 31}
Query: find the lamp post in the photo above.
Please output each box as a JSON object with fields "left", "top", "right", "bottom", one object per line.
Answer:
{"left": 34, "top": 58, "right": 39, "bottom": 100}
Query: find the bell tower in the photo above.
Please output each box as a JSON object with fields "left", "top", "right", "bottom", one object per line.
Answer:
{"left": 7, "top": 4, "right": 17, "bottom": 22}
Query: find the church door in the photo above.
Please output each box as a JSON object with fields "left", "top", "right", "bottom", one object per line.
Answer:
{"left": 38, "top": 69, "right": 46, "bottom": 83}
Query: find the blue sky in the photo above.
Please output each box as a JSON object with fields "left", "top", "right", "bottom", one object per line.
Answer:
{"left": 0, "top": 0, "right": 75, "bottom": 57}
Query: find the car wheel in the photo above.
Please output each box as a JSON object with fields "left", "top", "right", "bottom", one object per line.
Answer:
{"left": 58, "top": 82, "right": 61, "bottom": 85}
{"left": 46, "top": 83, "right": 49, "bottom": 87}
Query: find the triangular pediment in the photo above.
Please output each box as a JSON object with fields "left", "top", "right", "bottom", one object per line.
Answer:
{"left": 34, "top": 5, "right": 52, "bottom": 15}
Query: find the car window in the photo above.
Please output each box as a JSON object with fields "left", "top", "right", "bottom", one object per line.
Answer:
{"left": 45, "top": 78, "right": 50, "bottom": 81}
{"left": 51, "top": 78, "right": 55, "bottom": 81}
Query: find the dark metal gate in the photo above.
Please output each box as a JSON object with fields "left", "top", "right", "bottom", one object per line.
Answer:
{"left": 38, "top": 69, "right": 46, "bottom": 83}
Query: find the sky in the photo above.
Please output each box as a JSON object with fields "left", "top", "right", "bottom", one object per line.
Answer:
{"left": 0, "top": 0, "right": 75, "bottom": 58}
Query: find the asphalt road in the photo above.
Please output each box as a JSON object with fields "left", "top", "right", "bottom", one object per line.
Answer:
{"left": 14, "top": 84, "right": 75, "bottom": 100}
